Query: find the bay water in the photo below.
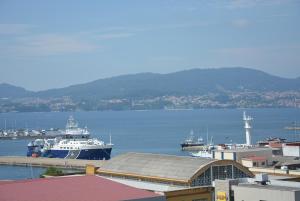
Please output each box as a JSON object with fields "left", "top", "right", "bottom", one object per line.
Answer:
{"left": 0, "top": 108, "right": 299, "bottom": 179}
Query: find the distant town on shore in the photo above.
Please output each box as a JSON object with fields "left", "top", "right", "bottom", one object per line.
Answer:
{"left": 1, "top": 67, "right": 299, "bottom": 112}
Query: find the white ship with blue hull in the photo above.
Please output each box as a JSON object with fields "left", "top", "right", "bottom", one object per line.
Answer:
{"left": 27, "top": 116, "right": 113, "bottom": 160}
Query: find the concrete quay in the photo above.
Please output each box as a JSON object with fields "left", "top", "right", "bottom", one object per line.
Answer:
{"left": 0, "top": 156, "right": 105, "bottom": 169}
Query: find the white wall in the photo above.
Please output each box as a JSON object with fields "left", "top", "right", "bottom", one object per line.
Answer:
{"left": 283, "top": 145, "right": 300, "bottom": 157}
{"left": 232, "top": 185, "right": 298, "bottom": 201}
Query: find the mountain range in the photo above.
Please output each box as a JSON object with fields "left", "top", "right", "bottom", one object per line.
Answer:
{"left": 1, "top": 67, "right": 300, "bottom": 100}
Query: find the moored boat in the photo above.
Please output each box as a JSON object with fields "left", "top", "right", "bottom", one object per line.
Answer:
{"left": 27, "top": 116, "right": 113, "bottom": 160}
{"left": 181, "top": 130, "right": 205, "bottom": 150}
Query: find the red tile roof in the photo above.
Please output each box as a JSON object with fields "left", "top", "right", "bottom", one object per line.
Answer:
{"left": 269, "top": 142, "right": 283, "bottom": 148}
{"left": 0, "top": 175, "right": 162, "bottom": 201}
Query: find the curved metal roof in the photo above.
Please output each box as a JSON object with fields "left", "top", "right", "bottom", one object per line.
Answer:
{"left": 98, "top": 152, "right": 254, "bottom": 183}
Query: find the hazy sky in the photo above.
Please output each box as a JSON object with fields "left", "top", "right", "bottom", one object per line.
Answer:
{"left": 0, "top": 0, "right": 300, "bottom": 91}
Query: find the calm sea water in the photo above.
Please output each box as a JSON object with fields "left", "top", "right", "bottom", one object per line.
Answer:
{"left": 0, "top": 108, "right": 299, "bottom": 179}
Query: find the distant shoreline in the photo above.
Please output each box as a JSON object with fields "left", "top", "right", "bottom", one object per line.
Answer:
{"left": 0, "top": 106, "right": 299, "bottom": 114}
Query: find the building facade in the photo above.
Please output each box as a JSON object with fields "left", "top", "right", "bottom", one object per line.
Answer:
{"left": 232, "top": 184, "right": 300, "bottom": 201}
{"left": 283, "top": 143, "right": 300, "bottom": 157}
{"left": 213, "top": 148, "right": 273, "bottom": 163}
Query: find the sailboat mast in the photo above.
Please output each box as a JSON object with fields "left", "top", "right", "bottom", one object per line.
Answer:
{"left": 206, "top": 127, "right": 209, "bottom": 145}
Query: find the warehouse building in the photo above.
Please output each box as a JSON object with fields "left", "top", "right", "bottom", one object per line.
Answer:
{"left": 92, "top": 152, "right": 254, "bottom": 201}
{"left": 97, "top": 152, "right": 254, "bottom": 187}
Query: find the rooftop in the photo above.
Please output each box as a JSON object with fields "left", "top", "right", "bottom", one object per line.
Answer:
{"left": 284, "top": 142, "right": 300, "bottom": 146}
{"left": 99, "top": 152, "right": 216, "bottom": 181}
{"left": 271, "top": 155, "right": 300, "bottom": 167}
{"left": 216, "top": 147, "right": 273, "bottom": 153}
{"left": 235, "top": 183, "right": 300, "bottom": 192}
{"left": 242, "top": 156, "right": 267, "bottom": 161}
{"left": 0, "top": 175, "right": 164, "bottom": 201}
{"left": 98, "top": 152, "right": 254, "bottom": 184}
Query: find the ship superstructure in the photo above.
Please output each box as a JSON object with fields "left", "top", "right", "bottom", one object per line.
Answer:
{"left": 181, "top": 130, "right": 205, "bottom": 150}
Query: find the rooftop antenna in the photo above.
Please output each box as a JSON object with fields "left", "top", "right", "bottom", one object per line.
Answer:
{"left": 243, "top": 111, "right": 253, "bottom": 146}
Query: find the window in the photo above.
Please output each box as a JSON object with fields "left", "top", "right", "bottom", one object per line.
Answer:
{"left": 233, "top": 166, "right": 249, "bottom": 178}
{"left": 191, "top": 167, "right": 211, "bottom": 186}
{"left": 212, "top": 165, "right": 233, "bottom": 180}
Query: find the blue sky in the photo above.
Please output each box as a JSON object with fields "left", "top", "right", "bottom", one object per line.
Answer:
{"left": 0, "top": 0, "right": 299, "bottom": 91}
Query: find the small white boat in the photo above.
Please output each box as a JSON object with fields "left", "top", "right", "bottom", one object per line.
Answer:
{"left": 190, "top": 150, "right": 213, "bottom": 158}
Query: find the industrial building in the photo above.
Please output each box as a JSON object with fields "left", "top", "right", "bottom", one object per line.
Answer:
{"left": 241, "top": 156, "right": 268, "bottom": 168}
{"left": 232, "top": 183, "right": 300, "bottom": 201}
{"left": 212, "top": 147, "right": 273, "bottom": 163}
{"left": 97, "top": 152, "right": 254, "bottom": 187}
{"left": 214, "top": 174, "right": 300, "bottom": 201}
{"left": 92, "top": 152, "right": 254, "bottom": 201}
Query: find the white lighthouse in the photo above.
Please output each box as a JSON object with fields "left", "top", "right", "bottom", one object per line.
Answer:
{"left": 243, "top": 111, "right": 253, "bottom": 146}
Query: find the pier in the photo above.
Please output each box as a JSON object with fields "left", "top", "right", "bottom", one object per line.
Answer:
{"left": 0, "top": 156, "right": 105, "bottom": 169}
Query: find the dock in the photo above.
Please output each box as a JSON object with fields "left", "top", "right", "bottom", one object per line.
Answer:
{"left": 0, "top": 156, "right": 105, "bottom": 169}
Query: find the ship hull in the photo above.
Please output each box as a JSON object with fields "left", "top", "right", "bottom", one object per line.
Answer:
{"left": 28, "top": 147, "right": 112, "bottom": 160}
{"left": 181, "top": 143, "right": 204, "bottom": 148}
{"left": 44, "top": 148, "right": 112, "bottom": 160}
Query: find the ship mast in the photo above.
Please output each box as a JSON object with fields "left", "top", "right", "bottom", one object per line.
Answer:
{"left": 243, "top": 111, "right": 253, "bottom": 146}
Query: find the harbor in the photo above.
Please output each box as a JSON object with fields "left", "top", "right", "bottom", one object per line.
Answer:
{"left": 0, "top": 110, "right": 299, "bottom": 178}
{"left": 0, "top": 109, "right": 300, "bottom": 201}
{"left": 1, "top": 0, "right": 300, "bottom": 200}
